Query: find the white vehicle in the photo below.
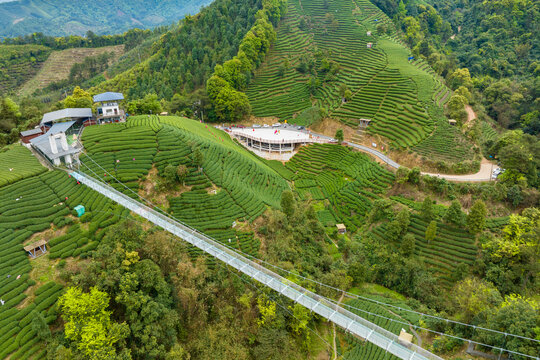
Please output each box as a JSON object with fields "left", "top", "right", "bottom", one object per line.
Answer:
{"left": 272, "top": 123, "right": 281, "bottom": 127}
{"left": 252, "top": 124, "right": 261, "bottom": 128}
{"left": 263, "top": 124, "right": 270, "bottom": 128}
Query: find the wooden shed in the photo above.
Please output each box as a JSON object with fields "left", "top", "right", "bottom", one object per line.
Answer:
{"left": 24, "top": 239, "right": 48, "bottom": 259}
{"left": 448, "top": 119, "right": 457, "bottom": 126}
{"left": 20, "top": 128, "right": 44, "bottom": 144}
{"left": 336, "top": 223, "right": 347, "bottom": 234}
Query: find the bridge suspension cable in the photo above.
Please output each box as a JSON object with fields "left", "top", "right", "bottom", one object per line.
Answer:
{"left": 76, "top": 156, "right": 539, "bottom": 359}
{"left": 71, "top": 168, "right": 444, "bottom": 360}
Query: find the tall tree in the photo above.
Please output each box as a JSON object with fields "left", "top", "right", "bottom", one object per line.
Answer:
{"left": 425, "top": 220, "right": 437, "bottom": 243}
{"left": 467, "top": 200, "right": 487, "bottom": 234}
{"left": 58, "top": 287, "right": 130, "bottom": 360}
{"left": 445, "top": 200, "right": 464, "bottom": 225}
{"left": 421, "top": 197, "right": 434, "bottom": 221}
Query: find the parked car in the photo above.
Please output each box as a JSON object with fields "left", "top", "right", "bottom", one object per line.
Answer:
{"left": 252, "top": 124, "right": 261, "bottom": 128}
{"left": 263, "top": 124, "right": 270, "bottom": 128}
{"left": 297, "top": 126, "right": 305, "bottom": 130}
{"left": 272, "top": 123, "right": 281, "bottom": 127}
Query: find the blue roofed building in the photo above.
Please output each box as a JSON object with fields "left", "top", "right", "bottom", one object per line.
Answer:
{"left": 93, "top": 92, "right": 126, "bottom": 124}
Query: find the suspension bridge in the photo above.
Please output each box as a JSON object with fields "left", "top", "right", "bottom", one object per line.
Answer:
{"left": 70, "top": 170, "right": 444, "bottom": 360}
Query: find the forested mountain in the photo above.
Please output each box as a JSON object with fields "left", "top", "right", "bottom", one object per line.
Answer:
{"left": 371, "top": 0, "right": 539, "bottom": 134}
{"left": 0, "top": 0, "right": 212, "bottom": 38}
{"left": 94, "top": 0, "right": 263, "bottom": 102}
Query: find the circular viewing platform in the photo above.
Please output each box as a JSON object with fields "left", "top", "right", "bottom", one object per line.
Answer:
{"left": 230, "top": 127, "right": 313, "bottom": 154}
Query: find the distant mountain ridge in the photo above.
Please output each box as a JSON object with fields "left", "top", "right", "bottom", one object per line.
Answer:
{"left": 0, "top": 0, "right": 213, "bottom": 38}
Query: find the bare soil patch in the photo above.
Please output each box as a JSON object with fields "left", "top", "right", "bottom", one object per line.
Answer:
{"left": 309, "top": 117, "right": 356, "bottom": 141}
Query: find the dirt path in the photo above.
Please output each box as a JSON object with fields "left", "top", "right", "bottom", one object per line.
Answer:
{"left": 421, "top": 157, "right": 496, "bottom": 182}
{"left": 333, "top": 292, "right": 345, "bottom": 360}
{"left": 465, "top": 104, "right": 476, "bottom": 123}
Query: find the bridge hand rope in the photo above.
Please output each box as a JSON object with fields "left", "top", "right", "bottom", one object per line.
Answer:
{"left": 77, "top": 154, "right": 539, "bottom": 352}
{"left": 75, "top": 160, "right": 539, "bottom": 360}
{"left": 74, "top": 154, "right": 540, "bottom": 359}
{"left": 70, "top": 168, "right": 443, "bottom": 360}
{"left": 86, "top": 206, "right": 540, "bottom": 360}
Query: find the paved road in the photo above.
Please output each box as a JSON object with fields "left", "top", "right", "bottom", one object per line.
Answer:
{"left": 223, "top": 124, "right": 494, "bottom": 183}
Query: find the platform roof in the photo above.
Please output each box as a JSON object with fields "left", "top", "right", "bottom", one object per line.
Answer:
{"left": 41, "top": 108, "right": 92, "bottom": 125}
{"left": 93, "top": 92, "right": 124, "bottom": 102}
{"left": 20, "top": 128, "right": 43, "bottom": 137}
{"left": 232, "top": 128, "right": 311, "bottom": 143}
{"left": 30, "top": 120, "right": 79, "bottom": 160}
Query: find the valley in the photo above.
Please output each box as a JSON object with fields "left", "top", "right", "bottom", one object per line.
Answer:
{"left": 0, "top": 0, "right": 537, "bottom": 358}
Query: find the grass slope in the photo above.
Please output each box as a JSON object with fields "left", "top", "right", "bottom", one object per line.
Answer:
{"left": 18, "top": 45, "right": 124, "bottom": 96}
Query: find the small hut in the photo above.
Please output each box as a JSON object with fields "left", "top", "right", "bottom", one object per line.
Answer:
{"left": 448, "top": 119, "right": 457, "bottom": 126}
{"left": 24, "top": 240, "right": 48, "bottom": 259}
{"left": 336, "top": 224, "right": 347, "bottom": 234}
{"left": 398, "top": 329, "right": 414, "bottom": 346}
{"left": 160, "top": 112, "right": 169, "bottom": 116}
{"left": 366, "top": 31, "right": 372, "bottom": 36}
{"left": 367, "top": 42, "right": 373, "bottom": 48}
{"left": 358, "top": 118, "right": 371, "bottom": 129}
{"left": 20, "top": 128, "right": 44, "bottom": 144}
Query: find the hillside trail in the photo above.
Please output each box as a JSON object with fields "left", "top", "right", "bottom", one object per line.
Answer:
{"left": 464, "top": 104, "right": 476, "bottom": 126}
{"left": 332, "top": 292, "right": 345, "bottom": 360}
{"left": 301, "top": 126, "right": 496, "bottom": 182}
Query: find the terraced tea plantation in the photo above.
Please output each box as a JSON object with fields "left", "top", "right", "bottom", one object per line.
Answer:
{"left": 341, "top": 295, "right": 421, "bottom": 360}
{"left": 0, "top": 145, "right": 47, "bottom": 187}
{"left": 247, "top": 0, "right": 451, "bottom": 152}
{"left": 0, "top": 168, "right": 127, "bottom": 358}
{"left": 0, "top": 44, "right": 51, "bottom": 94}
{"left": 78, "top": 116, "right": 289, "bottom": 257}
{"left": 370, "top": 214, "right": 477, "bottom": 288}
{"left": 286, "top": 143, "right": 395, "bottom": 232}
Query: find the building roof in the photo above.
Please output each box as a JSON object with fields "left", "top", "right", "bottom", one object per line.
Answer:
{"left": 41, "top": 108, "right": 92, "bottom": 125}
{"left": 336, "top": 224, "right": 346, "bottom": 230}
{"left": 24, "top": 239, "right": 48, "bottom": 252}
{"left": 30, "top": 120, "right": 79, "bottom": 160}
{"left": 20, "top": 128, "right": 43, "bottom": 137}
{"left": 93, "top": 92, "right": 124, "bottom": 102}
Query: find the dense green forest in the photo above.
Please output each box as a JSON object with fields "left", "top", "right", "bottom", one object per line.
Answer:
{"left": 371, "top": 0, "right": 539, "bottom": 135}
{"left": 94, "top": 0, "right": 264, "bottom": 104}
{"left": 0, "top": 0, "right": 212, "bottom": 38}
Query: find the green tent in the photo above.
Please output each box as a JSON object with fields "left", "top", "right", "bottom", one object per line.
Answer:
{"left": 74, "top": 205, "right": 85, "bottom": 217}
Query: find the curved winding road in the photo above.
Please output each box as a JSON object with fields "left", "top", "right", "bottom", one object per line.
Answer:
{"left": 223, "top": 124, "right": 495, "bottom": 183}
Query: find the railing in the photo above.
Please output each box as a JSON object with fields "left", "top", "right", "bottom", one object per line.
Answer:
{"left": 70, "top": 170, "right": 444, "bottom": 360}
{"left": 230, "top": 130, "right": 314, "bottom": 145}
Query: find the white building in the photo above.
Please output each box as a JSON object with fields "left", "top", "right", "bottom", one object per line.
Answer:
{"left": 93, "top": 92, "right": 125, "bottom": 124}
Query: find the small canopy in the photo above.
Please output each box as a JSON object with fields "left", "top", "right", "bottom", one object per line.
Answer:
{"left": 24, "top": 239, "right": 48, "bottom": 252}
{"left": 336, "top": 224, "right": 346, "bottom": 233}
{"left": 93, "top": 92, "right": 124, "bottom": 103}
{"left": 41, "top": 108, "right": 92, "bottom": 125}
{"left": 448, "top": 119, "right": 457, "bottom": 125}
